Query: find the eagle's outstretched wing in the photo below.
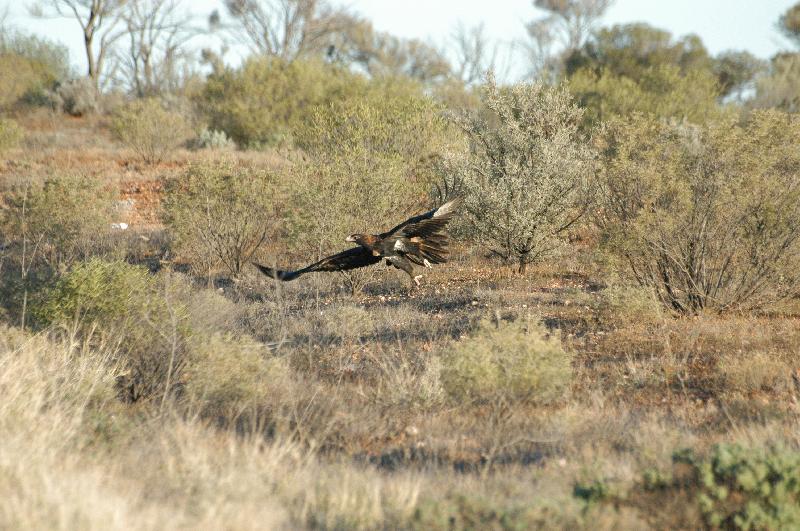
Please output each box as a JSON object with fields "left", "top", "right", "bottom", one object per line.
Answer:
{"left": 253, "top": 246, "right": 381, "bottom": 281}
{"left": 379, "top": 197, "right": 462, "bottom": 239}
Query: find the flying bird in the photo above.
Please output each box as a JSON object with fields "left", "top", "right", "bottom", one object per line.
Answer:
{"left": 254, "top": 198, "right": 461, "bottom": 288}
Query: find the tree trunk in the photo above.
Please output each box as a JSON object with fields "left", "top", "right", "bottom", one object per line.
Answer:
{"left": 518, "top": 255, "right": 527, "bottom": 274}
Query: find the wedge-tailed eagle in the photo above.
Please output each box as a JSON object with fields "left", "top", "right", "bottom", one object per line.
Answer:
{"left": 253, "top": 198, "right": 460, "bottom": 287}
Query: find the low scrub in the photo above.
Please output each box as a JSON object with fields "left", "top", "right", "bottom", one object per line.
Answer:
{"left": 111, "top": 98, "right": 191, "bottom": 163}
{"left": 34, "top": 261, "right": 193, "bottom": 403}
{"left": 198, "top": 57, "right": 363, "bottom": 148}
{"left": 184, "top": 333, "right": 294, "bottom": 424}
{"left": 439, "top": 316, "right": 572, "bottom": 406}
{"left": 445, "top": 75, "right": 594, "bottom": 273}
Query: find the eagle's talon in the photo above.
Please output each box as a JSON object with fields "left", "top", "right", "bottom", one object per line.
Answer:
{"left": 413, "top": 275, "right": 423, "bottom": 287}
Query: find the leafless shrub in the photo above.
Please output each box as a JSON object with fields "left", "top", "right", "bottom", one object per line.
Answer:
{"left": 162, "top": 159, "right": 282, "bottom": 279}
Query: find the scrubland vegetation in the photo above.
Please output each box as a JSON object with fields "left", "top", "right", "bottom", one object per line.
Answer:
{"left": 2, "top": 1, "right": 800, "bottom": 529}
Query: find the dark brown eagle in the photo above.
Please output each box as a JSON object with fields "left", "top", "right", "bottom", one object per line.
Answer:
{"left": 253, "top": 198, "right": 461, "bottom": 287}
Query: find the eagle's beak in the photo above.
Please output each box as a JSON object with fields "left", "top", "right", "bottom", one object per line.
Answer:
{"left": 345, "top": 235, "right": 355, "bottom": 243}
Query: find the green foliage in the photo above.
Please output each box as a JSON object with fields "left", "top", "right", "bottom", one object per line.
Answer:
{"left": 0, "top": 174, "right": 116, "bottom": 272}
{"left": 779, "top": 3, "right": 800, "bottom": 47}
{"left": 33, "top": 258, "right": 154, "bottom": 330}
{"left": 0, "top": 30, "right": 69, "bottom": 109}
{"left": 568, "top": 64, "right": 722, "bottom": 127}
{"left": 162, "top": 160, "right": 281, "bottom": 278}
{"left": 290, "top": 86, "right": 448, "bottom": 292}
{"left": 446, "top": 75, "right": 593, "bottom": 272}
{"left": 439, "top": 317, "right": 572, "bottom": 406}
{"left": 413, "top": 494, "right": 552, "bottom": 530}
{"left": 566, "top": 23, "right": 714, "bottom": 79}
{"left": 565, "top": 23, "right": 724, "bottom": 127}
{"left": 0, "top": 117, "right": 22, "bottom": 152}
{"left": 714, "top": 50, "right": 766, "bottom": 100}
{"left": 110, "top": 98, "right": 191, "bottom": 163}
{"left": 198, "top": 56, "right": 364, "bottom": 148}
{"left": 671, "top": 445, "right": 800, "bottom": 529}
{"left": 596, "top": 111, "right": 800, "bottom": 313}
{"left": 573, "top": 479, "right": 617, "bottom": 505}
{"left": 752, "top": 53, "right": 800, "bottom": 113}
{"left": 35, "top": 264, "right": 193, "bottom": 404}
{"left": 193, "top": 128, "right": 235, "bottom": 150}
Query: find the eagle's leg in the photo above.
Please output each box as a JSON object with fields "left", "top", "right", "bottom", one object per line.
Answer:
{"left": 388, "top": 256, "right": 419, "bottom": 290}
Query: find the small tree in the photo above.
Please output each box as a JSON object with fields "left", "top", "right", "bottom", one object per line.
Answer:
{"left": 162, "top": 160, "right": 281, "bottom": 280}
{"left": 30, "top": 0, "right": 127, "bottom": 89}
{"left": 447, "top": 75, "right": 593, "bottom": 273}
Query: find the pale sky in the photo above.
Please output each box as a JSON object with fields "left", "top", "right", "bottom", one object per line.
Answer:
{"left": 2, "top": 0, "right": 797, "bottom": 79}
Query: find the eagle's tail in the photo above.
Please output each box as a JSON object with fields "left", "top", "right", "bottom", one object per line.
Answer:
{"left": 252, "top": 263, "right": 303, "bottom": 281}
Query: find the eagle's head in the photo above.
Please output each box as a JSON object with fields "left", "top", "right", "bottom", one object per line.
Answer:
{"left": 345, "top": 234, "right": 361, "bottom": 244}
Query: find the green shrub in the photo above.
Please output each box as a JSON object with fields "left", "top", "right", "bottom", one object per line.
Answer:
{"left": 669, "top": 445, "right": 800, "bottom": 529}
{"left": 0, "top": 31, "right": 68, "bottom": 110}
{"left": 34, "top": 258, "right": 154, "bottom": 329}
{"left": 568, "top": 64, "right": 723, "bottom": 129}
{"left": 0, "top": 174, "right": 116, "bottom": 272}
{"left": 439, "top": 317, "right": 572, "bottom": 406}
{"left": 193, "top": 128, "right": 235, "bottom": 150}
{"left": 111, "top": 98, "right": 191, "bottom": 163}
{"left": 444, "top": 75, "right": 594, "bottom": 273}
{"left": 162, "top": 160, "right": 282, "bottom": 279}
{"left": 0, "top": 117, "right": 22, "bottom": 152}
{"left": 596, "top": 110, "right": 800, "bottom": 313}
{"left": 33, "top": 261, "right": 195, "bottom": 404}
{"left": 198, "top": 57, "right": 364, "bottom": 148}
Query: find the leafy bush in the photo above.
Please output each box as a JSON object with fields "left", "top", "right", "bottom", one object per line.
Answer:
{"left": 34, "top": 261, "right": 193, "bottom": 404}
{"left": 290, "top": 88, "right": 449, "bottom": 292}
{"left": 110, "top": 98, "right": 191, "bottom": 163}
{"left": 596, "top": 111, "right": 800, "bottom": 313}
{"left": 439, "top": 317, "right": 572, "bottom": 406}
{"left": 163, "top": 160, "right": 282, "bottom": 278}
{"left": 0, "top": 174, "right": 116, "bottom": 272}
{"left": 193, "top": 128, "right": 236, "bottom": 150}
{"left": 56, "top": 78, "right": 99, "bottom": 116}
{"left": 663, "top": 445, "right": 800, "bottom": 529}
{"left": 0, "top": 117, "right": 22, "bottom": 152}
{"left": 568, "top": 64, "right": 723, "bottom": 129}
{"left": 0, "top": 30, "right": 69, "bottom": 109}
{"left": 445, "top": 75, "right": 594, "bottom": 273}
{"left": 34, "top": 258, "right": 154, "bottom": 329}
{"left": 198, "top": 57, "right": 364, "bottom": 148}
